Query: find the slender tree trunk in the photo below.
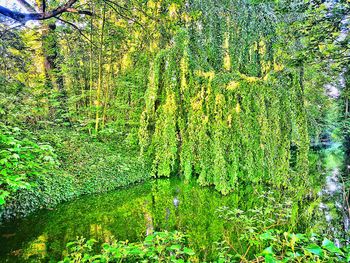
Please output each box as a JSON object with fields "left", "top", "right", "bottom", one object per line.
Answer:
{"left": 42, "top": 23, "right": 69, "bottom": 123}
{"left": 102, "top": 44, "right": 113, "bottom": 128}
{"left": 89, "top": 0, "right": 94, "bottom": 134}
{"left": 95, "top": 4, "right": 106, "bottom": 133}
{"left": 299, "top": 65, "right": 304, "bottom": 94}
{"left": 346, "top": 98, "right": 349, "bottom": 116}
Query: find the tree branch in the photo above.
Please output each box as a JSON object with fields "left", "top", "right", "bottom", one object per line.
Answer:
{"left": 0, "top": 24, "right": 23, "bottom": 38}
{"left": 42, "top": 0, "right": 46, "bottom": 14}
{"left": 0, "top": 0, "right": 92, "bottom": 23}
{"left": 55, "top": 16, "right": 97, "bottom": 47}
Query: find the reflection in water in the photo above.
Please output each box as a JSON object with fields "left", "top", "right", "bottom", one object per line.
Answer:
{"left": 315, "top": 146, "right": 349, "bottom": 247}
{"left": 0, "top": 148, "right": 347, "bottom": 262}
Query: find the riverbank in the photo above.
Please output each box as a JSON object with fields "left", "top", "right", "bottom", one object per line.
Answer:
{"left": 0, "top": 128, "right": 150, "bottom": 221}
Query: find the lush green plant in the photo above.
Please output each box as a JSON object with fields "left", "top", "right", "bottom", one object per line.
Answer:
{"left": 1, "top": 128, "right": 150, "bottom": 219}
{"left": 258, "top": 232, "right": 350, "bottom": 263}
{"left": 0, "top": 0, "right": 340, "bottom": 205}
{"left": 215, "top": 203, "right": 350, "bottom": 263}
{"left": 60, "top": 230, "right": 350, "bottom": 263}
{"left": 0, "top": 2, "right": 346, "bottom": 262}
{"left": 60, "top": 231, "right": 195, "bottom": 263}
{"left": 140, "top": 35, "right": 311, "bottom": 194}
{"left": 0, "top": 125, "right": 58, "bottom": 205}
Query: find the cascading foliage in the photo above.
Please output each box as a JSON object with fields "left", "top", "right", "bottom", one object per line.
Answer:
{"left": 139, "top": 0, "right": 310, "bottom": 194}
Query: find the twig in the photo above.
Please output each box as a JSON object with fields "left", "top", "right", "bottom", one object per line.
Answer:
{"left": 0, "top": 24, "right": 23, "bottom": 38}
{"left": 55, "top": 16, "right": 97, "bottom": 47}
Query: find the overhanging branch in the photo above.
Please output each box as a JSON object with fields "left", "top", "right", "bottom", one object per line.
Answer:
{"left": 0, "top": 0, "right": 92, "bottom": 23}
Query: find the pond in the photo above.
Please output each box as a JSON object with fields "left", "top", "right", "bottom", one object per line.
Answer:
{"left": 0, "top": 147, "right": 348, "bottom": 262}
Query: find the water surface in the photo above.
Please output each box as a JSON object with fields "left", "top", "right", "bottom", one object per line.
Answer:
{"left": 0, "top": 147, "right": 347, "bottom": 262}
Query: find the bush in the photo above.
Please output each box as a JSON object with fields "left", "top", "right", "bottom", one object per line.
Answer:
{"left": 60, "top": 231, "right": 195, "bottom": 263}
{"left": 0, "top": 128, "right": 150, "bottom": 220}
{"left": 60, "top": 231, "right": 350, "bottom": 263}
{"left": 0, "top": 124, "right": 58, "bottom": 206}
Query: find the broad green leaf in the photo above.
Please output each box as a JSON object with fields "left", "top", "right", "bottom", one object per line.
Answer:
{"left": 66, "top": 242, "right": 76, "bottom": 248}
{"left": 183, "top": 247, "right": 195, "bottom": 256}
{"left": 144, "top": 235, "right": 154, "bottom": 242}
{"left": 264, "top": 254, "right": 277, "bottom": 263}
{"left": 128, "top": 248, "right": 143, "bottom": 255}
{"left": 262, "top": 246, "right": 274, "bottom": 255}
{"left": 322, "top": 239, "right": 344, "bottom": 256}
{"left": 305, "top": 244, "right": 323, "bottom": 257}
{"left": 259, "top": 231, "right": 276, "bottom": 241}
{"left": 167, "top": 244, "right": 181, "bottom": 251}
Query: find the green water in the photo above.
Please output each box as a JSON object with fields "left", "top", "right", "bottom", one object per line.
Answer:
{"left": 0, "top": 148, "right": 347, "bottom": 262}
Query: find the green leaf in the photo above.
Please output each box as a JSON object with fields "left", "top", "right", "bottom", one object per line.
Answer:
{"left": 0, "top": 190, "right": 9, "bottom": 205}
{"left": 128, "top": 248, "right": 143, "bottom": 255}
{"left": 259, "top": 231, "right": 276, "bottom": 241}
{"left": 264, "top": 254, "right": 277, "bottom": 263}
{"left": 66, "top": 242, "right": 76, "bottom": 248}
{"left": 167, "top": 244, "right": 181, "bottom": 251}
{"left": 0, "top": 197, "right": 5, "bottom": 205}
{"left": 305, "top": 244, "right": 323, "bottom": 257}
{"left": 322, "top": 239, "right": 344, "bottom": 256}
{"left": 183, "top": 247, "right": 195, "bottom": 256}
{"left": 262, "top": 246, "right": 274, "bottom": 256}
{"left": 144, "top": 235, "right": 154, "bottom": 242}
{"left": 12, "top": 153, "right": 20, "bottom": 159}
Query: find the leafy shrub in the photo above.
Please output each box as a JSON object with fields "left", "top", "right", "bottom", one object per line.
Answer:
{"left": 258, "top": 232, "right": 350, "bottom": 263}
{"left": 214, "top": 204, "right": 350, "bottom": 262}
{"left": 1, "top": 128, "right": 150, "bottom": 219}
{"left": 0, "top": 124, "right": 58, "bottom": 205}
{"left": 60, "top": 231, "right": 195, "bottom": 263}
{"left": 60, "top": 231, "right": 350, "bottom": 263}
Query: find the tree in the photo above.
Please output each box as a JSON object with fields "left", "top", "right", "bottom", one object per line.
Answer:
{"left": 0, "top": 0, "right": 92, "bottom": 23}
{"left": 0, "top": 1, "right": 94, "bottom": 123}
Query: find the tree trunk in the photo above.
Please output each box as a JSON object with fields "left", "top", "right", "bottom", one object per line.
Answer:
{"left": 42, "top": 23, "right": 69, "bottom": 123}
{"left": 95, "top": 3, "right": 106, "bottom": 133}
{"left": 32, "top": 1, "right": 69, "bottom": 123}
